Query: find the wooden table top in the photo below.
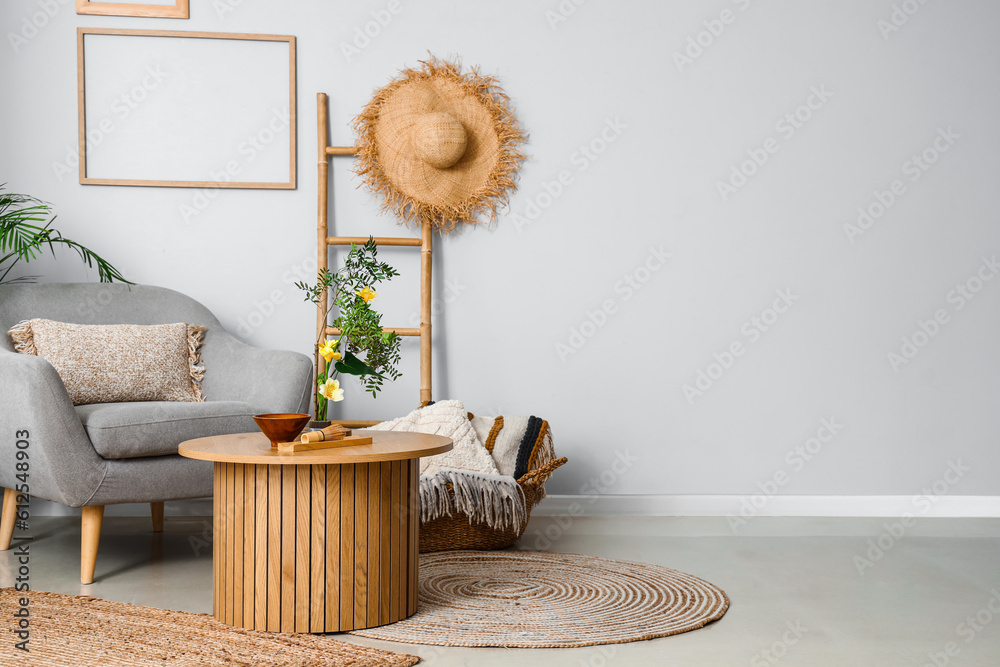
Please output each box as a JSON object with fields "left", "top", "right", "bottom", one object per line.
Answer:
{"left": 178, "top": 430, "right": 453, "bottom": 465}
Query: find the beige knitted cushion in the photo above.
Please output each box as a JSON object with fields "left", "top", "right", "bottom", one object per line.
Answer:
{"left": 8, "top": 319, "right": 206, "bottom": 406}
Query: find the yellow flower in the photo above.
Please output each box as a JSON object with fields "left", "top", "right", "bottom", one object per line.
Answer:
{"left": 319, "top": 379, "right": 344, "bottom": 402}
{"left": 318, "top": 339, "right": 341, "bottom": 363}
{"left": 356, "top": 286, "right": 377, "bottom": 303}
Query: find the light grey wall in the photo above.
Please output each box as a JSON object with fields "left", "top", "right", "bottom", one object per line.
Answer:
{"left": 2, "top": 0, "right": 998, "bottom": 500}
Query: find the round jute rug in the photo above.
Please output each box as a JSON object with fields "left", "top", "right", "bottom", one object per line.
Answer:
{"left": 350, "top": 551, "right": 729, "bottom": 648}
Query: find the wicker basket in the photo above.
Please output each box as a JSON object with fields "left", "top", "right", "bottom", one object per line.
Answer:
{"left": 419, "top": 457, "right": 568, "bottom": 553}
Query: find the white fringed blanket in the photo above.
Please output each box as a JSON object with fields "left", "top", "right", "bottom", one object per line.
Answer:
{"left": 370, "top": 401, "right": 555, "bottom": 531}
{"left": 419, "top": 469, "right": 526, "bottom": 531}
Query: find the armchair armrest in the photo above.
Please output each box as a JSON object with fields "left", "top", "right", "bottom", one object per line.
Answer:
{"left": 0, "top": 350, "right": 107, "bottom": 506}
{"left": 201, "top": 330, "right": 314, "bottom": 415}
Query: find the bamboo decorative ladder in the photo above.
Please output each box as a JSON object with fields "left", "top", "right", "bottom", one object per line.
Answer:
{"left": 316, "top": 92, "right": 432, "bottom": 428}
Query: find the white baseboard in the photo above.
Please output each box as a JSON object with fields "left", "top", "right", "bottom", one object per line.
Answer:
{"left": 27, "top": 495, "right": 1000, "bottom": 518}
{"left": 531, "top": 495, "right": 1000, "bottom": 518}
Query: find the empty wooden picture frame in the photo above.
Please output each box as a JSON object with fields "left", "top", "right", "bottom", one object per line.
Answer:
{"left": 77, "top": 0, "right": 190, "bottom": 19}
{"left": 77, "top": 28, "right": 297, "bottom": 189}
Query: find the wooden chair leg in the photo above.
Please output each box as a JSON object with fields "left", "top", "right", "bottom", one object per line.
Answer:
{"left": 81, "top": 505, "right": 104, "bottom": 585}
{"left": 0, "top": 489, "right": 16, "bottom": 551}
{"left": 151, "top": 501, "right": 164, "bottom": 533}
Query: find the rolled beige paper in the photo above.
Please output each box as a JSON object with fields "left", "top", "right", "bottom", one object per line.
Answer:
{"left": 301, "top": 425, "right": 351, "bottom": 443}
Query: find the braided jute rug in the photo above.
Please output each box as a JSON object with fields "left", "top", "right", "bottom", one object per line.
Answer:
{"left": 0, "top": 588, "right": 417, "bottom": 667}
{"left": 351, "top": 551, "right": 729, "bottom": 648}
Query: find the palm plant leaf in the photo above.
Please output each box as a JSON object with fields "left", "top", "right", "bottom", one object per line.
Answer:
{"left": 0, "top": 185, "right": 131, "bottom": 285}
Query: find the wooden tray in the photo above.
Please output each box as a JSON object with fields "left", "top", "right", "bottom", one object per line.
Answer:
{"left": 276, "top": 435, "right": 374, "bottom": 452}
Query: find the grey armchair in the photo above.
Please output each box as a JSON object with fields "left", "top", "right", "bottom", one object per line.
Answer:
{"left": 0, "top": 283, "right": 313, "bottom": 583}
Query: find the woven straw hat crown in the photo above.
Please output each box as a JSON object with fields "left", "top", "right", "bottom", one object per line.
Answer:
{"left": 354, "top": 57, "right": 526, "bottom": 232}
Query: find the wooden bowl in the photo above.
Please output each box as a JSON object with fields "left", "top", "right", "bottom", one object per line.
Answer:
{"left": 253, "top": 413, "right": 311, "bottom": 448}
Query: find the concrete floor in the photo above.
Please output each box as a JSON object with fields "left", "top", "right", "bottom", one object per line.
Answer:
{"left": 3, "top": 515, "right": 999, "bottom": 666}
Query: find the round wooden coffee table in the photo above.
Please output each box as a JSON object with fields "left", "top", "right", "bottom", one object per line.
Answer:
{"left": 178, "top": 430, "right": 452, "bottom": 633}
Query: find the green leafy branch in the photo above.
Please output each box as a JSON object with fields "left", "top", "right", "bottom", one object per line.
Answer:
{"left": 296, "top": 237, "right": 403, "bottom": 416}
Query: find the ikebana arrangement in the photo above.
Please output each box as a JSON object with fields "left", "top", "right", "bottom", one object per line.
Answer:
{"left": 296, "top": 237, "right": 402, "bottom": 423}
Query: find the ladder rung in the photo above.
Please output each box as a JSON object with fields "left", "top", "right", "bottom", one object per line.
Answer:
{"left": 326, "top": 146, "right": 357, "bottom": 155}
{"left": 327, "top": 236, "right": 421, "bottom": 247}
{"left": 326, "top": 327, "right": 420, "bottom": 337}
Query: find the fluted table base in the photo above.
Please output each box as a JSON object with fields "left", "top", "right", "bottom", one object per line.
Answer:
{"left": 212, "top": 459, "right": 419, "bottom": 632}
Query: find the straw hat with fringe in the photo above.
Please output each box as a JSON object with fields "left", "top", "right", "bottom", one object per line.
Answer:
{"left": 353, "top": 56, "right": 527, "bottom": 232}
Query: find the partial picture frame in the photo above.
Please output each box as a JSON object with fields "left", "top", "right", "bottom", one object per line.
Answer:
{"left": 77, "top": 28, "right": 297, "bottom": 190}
{"left": 76, "top": 1, "right": 190, "bottom": 19}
